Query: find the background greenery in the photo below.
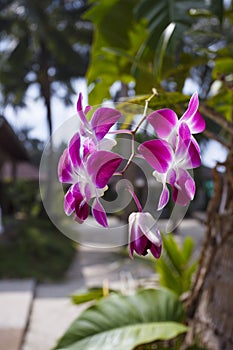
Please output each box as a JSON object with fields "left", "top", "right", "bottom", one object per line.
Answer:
{"left": 0, "top": 217, "right": 76, "bottom": 281}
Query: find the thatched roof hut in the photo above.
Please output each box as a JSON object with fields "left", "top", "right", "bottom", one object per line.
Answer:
{"left": 0, "top": 115, "right": 29, "bottom": 166}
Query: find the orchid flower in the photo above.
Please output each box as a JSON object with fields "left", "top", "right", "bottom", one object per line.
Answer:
{"left": 138, "top": 122, "right": 201, "bottom": 210}
{"left": 146, "top": 91, "right": 205, "bottom": 149}
{"left": 58, "top": 132, "right": 123, "bottom": 227}
{"left": 77, "top": 93, "right": 122, "bottom": 154}
{"left": 128, "top": 212, "right": 162, "bottom": 259}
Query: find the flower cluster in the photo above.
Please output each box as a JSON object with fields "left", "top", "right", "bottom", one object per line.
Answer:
{"left": 138, "top": 92, "right": 205, "bottom": 210}
{"left": 58, "top": 93, "right": 123, "bottom": 227}
{"left": 58, "top": 92, "right": 205, "bottom": 260}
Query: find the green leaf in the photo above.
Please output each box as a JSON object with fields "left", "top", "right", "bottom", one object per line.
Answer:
{"left": 153, "top": 22, "right": 176, "bottom": 81}
{"left": 127, "top": 91, "right": 190, "bottom": 110}
{"left": 132, "top": 91, "right": 190, "bottom": 107}
{"left": 182, "top": 236, "right": 195, "bottom": 264}
{"left": 134, "top": 0, "right": 207, "bottom": 51}
{"left": 85, "top": 0, "right": 151, "bottom": 103}
{"left": 117, "top": 91, "right": 191, "bottom": 127}
{"left": 71, "top": 288, "right": 117, "bottom": 305}
{"left": 156, "top": 234, "right": 198, "bottom": 296}
{"left": 53, "top": 288, "right": 185, "bottom": 349}
{"left": 57, "top": 322, "right": 188, "bottom": 350}
{"left": 213, "top": 57, "right": 233, "bottom": 78}
{"left": 207, "top": 87, "right": 233, "bottom": 122}
{"left": 156, "top": 258, "right": 181, "bottom": 293}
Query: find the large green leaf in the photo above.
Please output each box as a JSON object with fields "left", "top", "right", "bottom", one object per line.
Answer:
{"left": 85, "top": 0, "right": 149, "bottom": 103}
{"left": 134, "top": 0, "right": 207, "bottom": 51}
{"left": 56, "top": 322, "right": 188, "bottom": 350}
{"left": 53, "top": 288, "right": 185, "bottom": 350}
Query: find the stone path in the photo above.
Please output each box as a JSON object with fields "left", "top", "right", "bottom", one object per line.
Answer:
{"left": 0, "top": 280, "right": 35, "bottom": 350}
{"left": 0, "top": 218, "right": 206, "bottom": 350}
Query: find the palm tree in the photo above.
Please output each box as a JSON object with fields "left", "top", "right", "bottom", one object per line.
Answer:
{"left": 0, "top": 0, "right": 93, "bottom": 135}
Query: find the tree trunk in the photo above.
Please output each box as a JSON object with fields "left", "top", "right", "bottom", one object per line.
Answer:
{"left": 39, "top": 40, "right": 53, "bottom": 214}
{"left": 39, "top": 40, "right": 52, "bottom": 137}
{"left": 184, "top": 150, "right": 233, "bottom": 349}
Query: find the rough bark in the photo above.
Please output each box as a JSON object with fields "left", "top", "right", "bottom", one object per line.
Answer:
{"left": 184, "top": 150, "right": 233, "bottom": 349}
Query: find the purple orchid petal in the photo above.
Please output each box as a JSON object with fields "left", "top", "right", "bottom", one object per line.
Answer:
{"left": 175, "top": 124, "right": 201, "bottom": 169}
{"left": 72, "top": 183, "right": 83, "bottom": 199}
{"left": 76, "top": 93, "right": 89, "bottom": 127}
{"left": 150, "top": 244, "right": 162, "bottom": 259}
{"left": 58, "top": 148, "right": 73, "bottom": 183}
{"left": 84, "top": 183, "right": 92, "bottom": 202}
{"left": 176, "top": 122, "right": 191, "bottom": 158}
{"left": 128, "top": 212, "right": 162, "bottom": 259}
{"left": 83, "top": 137, "right": 96, "bottom": 158}
{"left": 186, "top": 138, "right": 201, "bottom": 168}
{"left": 64, "top": 183, "right": 83, "bottom": 216}
{"left": 180, "top": 92, "right": 205, "bottom": 133}
{"left": 147, "top": 109, "right": 178, "bottom": 138}
{"left": 128, "top": 212, "right": 140, "bottom": 259}
{"left": 87, "top": 151, "right": 123, "bottom": 188}
{"left": 92, "top": 198, "right": 108, "bottom": 227}
{"left": 64, "top": 187, "right": 76, "bottom": 216}
{"left": 136, "top": 212, "right": 162, "bottom": 257}
{"left": 172, "top": 169, "right": 195, "bottom": 206}
{"left": 134, "top": 233, "right": 150, "bottom": 256}
{"left": 140, "top": 214, "right": 161, "bottom": 247}
{"left": 179, "top": 136, "right": 201, "bottom": 169}
{"left": 191, "top": 135, "right": 200, "bottom": 153}
{"left": 68, "top": 133, "right": 81, "bottom": 168}
{"left": 138, "top": 139, "right": 173, "bottom": 173}
{"left": 158, "top": 184, "right": 170, "bottom": 210}
{"left": 167, "top": 168, "right": 176, "bottom": 187}
{"left": 181, "top": 92, "right": 198, "bottom": 121}
{"left": 188, "top": 110, "right": 206, "bottom": 134}
{"left": 75, "top": 199, "right": 89, "bottom": 223}
{"left": 91, "top": 108, "right": 122, "bottom": 141}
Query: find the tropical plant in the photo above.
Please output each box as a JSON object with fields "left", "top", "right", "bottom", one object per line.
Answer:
{"left": 84, "top": 0, "right": 227, "bottom": 104}
{"left": 156, "top": 234, "right": 198, "bottom": 296}
{"left": 53, "top": 288, "right": 188, "bottom": 350}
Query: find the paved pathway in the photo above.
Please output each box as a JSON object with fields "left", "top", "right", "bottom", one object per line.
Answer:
{"left": 0, "top": 218, "right": 206, "bottom": 350}
{"left": 0, "top": 280, "right": 35, "bottom": 350}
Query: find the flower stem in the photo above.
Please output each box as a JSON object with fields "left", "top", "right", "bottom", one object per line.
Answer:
{"left": 132, "top": 88, "right": 158, "bottom": 135}
{"left": 113, "top": 88, "right": 158, "bottom": 176}
{"left": 127, "top": 186, "right": 143, "bottom": 212}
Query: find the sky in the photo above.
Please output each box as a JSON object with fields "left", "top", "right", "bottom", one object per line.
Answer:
{"left": 2, "top": 78, "right": 228, "bottom": 169}
{"left": 3, "top": 78, "right": 87, "bottom": 142}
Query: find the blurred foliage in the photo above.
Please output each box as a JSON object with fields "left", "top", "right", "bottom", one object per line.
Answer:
{"left": 85, "top": 0, "right": 233, "bottom": 141}
{"left": 17, "top": 127, "right": 44, "bottom": 166}
{"left": 71, "top": 287, "right": 117, "bottom": 305}
{"left": 156, "top": 234, "right": 198, "bottom": 296}
{"left": 0, "top": 217, "right": 76, "bottom": 281}
{"left": 0, "top": 0, "right": 93, "bottom": 134}
{"left": 3, "top": 180, "right": 40, "bottom": 216}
